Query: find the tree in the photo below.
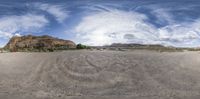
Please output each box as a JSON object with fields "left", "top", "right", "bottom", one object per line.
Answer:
{"left": 76, "top": 44, "right": 88, "bottom": 49}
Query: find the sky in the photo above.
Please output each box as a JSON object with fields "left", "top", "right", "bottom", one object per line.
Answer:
{"left": 0, "top": 0, "right": 200, "bottom": 47}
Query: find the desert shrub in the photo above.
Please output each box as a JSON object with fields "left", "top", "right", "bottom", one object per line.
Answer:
{"left": 47, "top": 48, "right": 54, "bottom": 52}
{"left": 76, "top": 44, "right": 89, "bottom": 49}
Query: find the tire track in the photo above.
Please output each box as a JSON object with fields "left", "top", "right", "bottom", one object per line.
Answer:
{"left": 52, "top": 53, "right": 131, "bottom": 95}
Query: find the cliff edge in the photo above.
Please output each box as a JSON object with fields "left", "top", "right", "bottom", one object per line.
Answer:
{"left": 4, "top": 35, "right": 76, "bottom": 52}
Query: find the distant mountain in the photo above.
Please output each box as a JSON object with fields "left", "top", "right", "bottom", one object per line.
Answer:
{"left": 96, "top": 43, "right": 181, "bottom": 52}
{"left": 106, "top": 43, "right": 200, "bottom": 51}
{"left": 4, "top": 35, "right": 76, "bottom": 52}
{"left": 110, "top": 43, "right": 164, "bottom": 47}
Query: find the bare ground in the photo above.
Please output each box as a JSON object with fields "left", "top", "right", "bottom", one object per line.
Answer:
{"left": 0, "top": 50, "right": 200, "bottom": 99}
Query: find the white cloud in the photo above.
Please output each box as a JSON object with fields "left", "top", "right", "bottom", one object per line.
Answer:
{"left": 0, "top": 14, "right": 48, "bottom": 39}
{"left": 37, "top": 3, "right": 69, "bottom": 23}
{"left": 75, "top": 10, "right": 157, "bottom": 46}
{"left": 151, "top": 8, "right": 175, "bottom": 25}
{"left": 14, "top": 33, "right": 22, "bottom": 37}
{"left": 74, "top": 9, "right": 200, "bottom": 47}
{"left": 158, "top": 21, "right": 200, "bottom": 47}
{"left": 0, "top": 31, "right": 12, "bottom": 38}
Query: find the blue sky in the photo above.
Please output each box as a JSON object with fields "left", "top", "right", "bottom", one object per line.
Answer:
{"left": 0, "top": 0, "right": 200, "bottom": 47}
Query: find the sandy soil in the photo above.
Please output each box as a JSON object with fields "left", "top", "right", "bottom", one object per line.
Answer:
{"left": 0, "top": 50, "right": 200, "bottom": 99}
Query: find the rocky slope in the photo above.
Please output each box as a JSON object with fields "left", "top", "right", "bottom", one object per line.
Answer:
{"left": 4, "top": 35, "right": 76, "bottom": 52}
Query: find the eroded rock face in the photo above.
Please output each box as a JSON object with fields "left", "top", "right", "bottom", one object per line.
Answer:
{"left": 4, "top": 35, "right": 76, "bottom": 51}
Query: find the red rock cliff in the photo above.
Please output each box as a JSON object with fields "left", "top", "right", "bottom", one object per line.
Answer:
{"left": 4, "top": 35, "right": 76, "bottom": 51}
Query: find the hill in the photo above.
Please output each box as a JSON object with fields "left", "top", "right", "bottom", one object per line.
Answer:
{"left": 4, "top": 35, "right": 76, "bottom": 52}
{"left": 99, "top": 43, "right": 200, "bottom": 52}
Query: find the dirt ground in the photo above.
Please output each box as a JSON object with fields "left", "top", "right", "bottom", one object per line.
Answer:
{"left": 0, "top": 50, "right": 200, "bottom": 99}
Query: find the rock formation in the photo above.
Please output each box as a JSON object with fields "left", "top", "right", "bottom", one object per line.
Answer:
{"left": 4, "top": 35, "right": 76, "bottom": 52}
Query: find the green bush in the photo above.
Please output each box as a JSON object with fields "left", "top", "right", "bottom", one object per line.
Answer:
{"left": 76, "top": 44, "right": 89, "bottom": 49}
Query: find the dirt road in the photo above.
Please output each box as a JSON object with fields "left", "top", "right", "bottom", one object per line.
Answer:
{"left": 0, "top": 50, "right": 200, "bottom": 99}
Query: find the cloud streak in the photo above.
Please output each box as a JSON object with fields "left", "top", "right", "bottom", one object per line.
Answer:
{"left": 0, "top": 14, "right": 48, "bottom": 39}
{"left": 36, "top": 3, "right": 69, "bottom": 23}
{"left": 75, "top": 7, "right": 200, "bottom": 47}
{"left": 75, "top": 9, "right": 157, "bottom": 46}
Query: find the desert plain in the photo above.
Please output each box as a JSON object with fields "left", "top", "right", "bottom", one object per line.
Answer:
{"left": 0, "top": 50, "right": 200, "bottom": 99}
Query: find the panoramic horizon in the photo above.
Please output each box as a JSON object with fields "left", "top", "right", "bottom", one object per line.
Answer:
{"left": 1, "top": 1, "right": 200, "bottom": 99}
{"left": 0, "top": 0, "right": 200, "bottom": 47}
